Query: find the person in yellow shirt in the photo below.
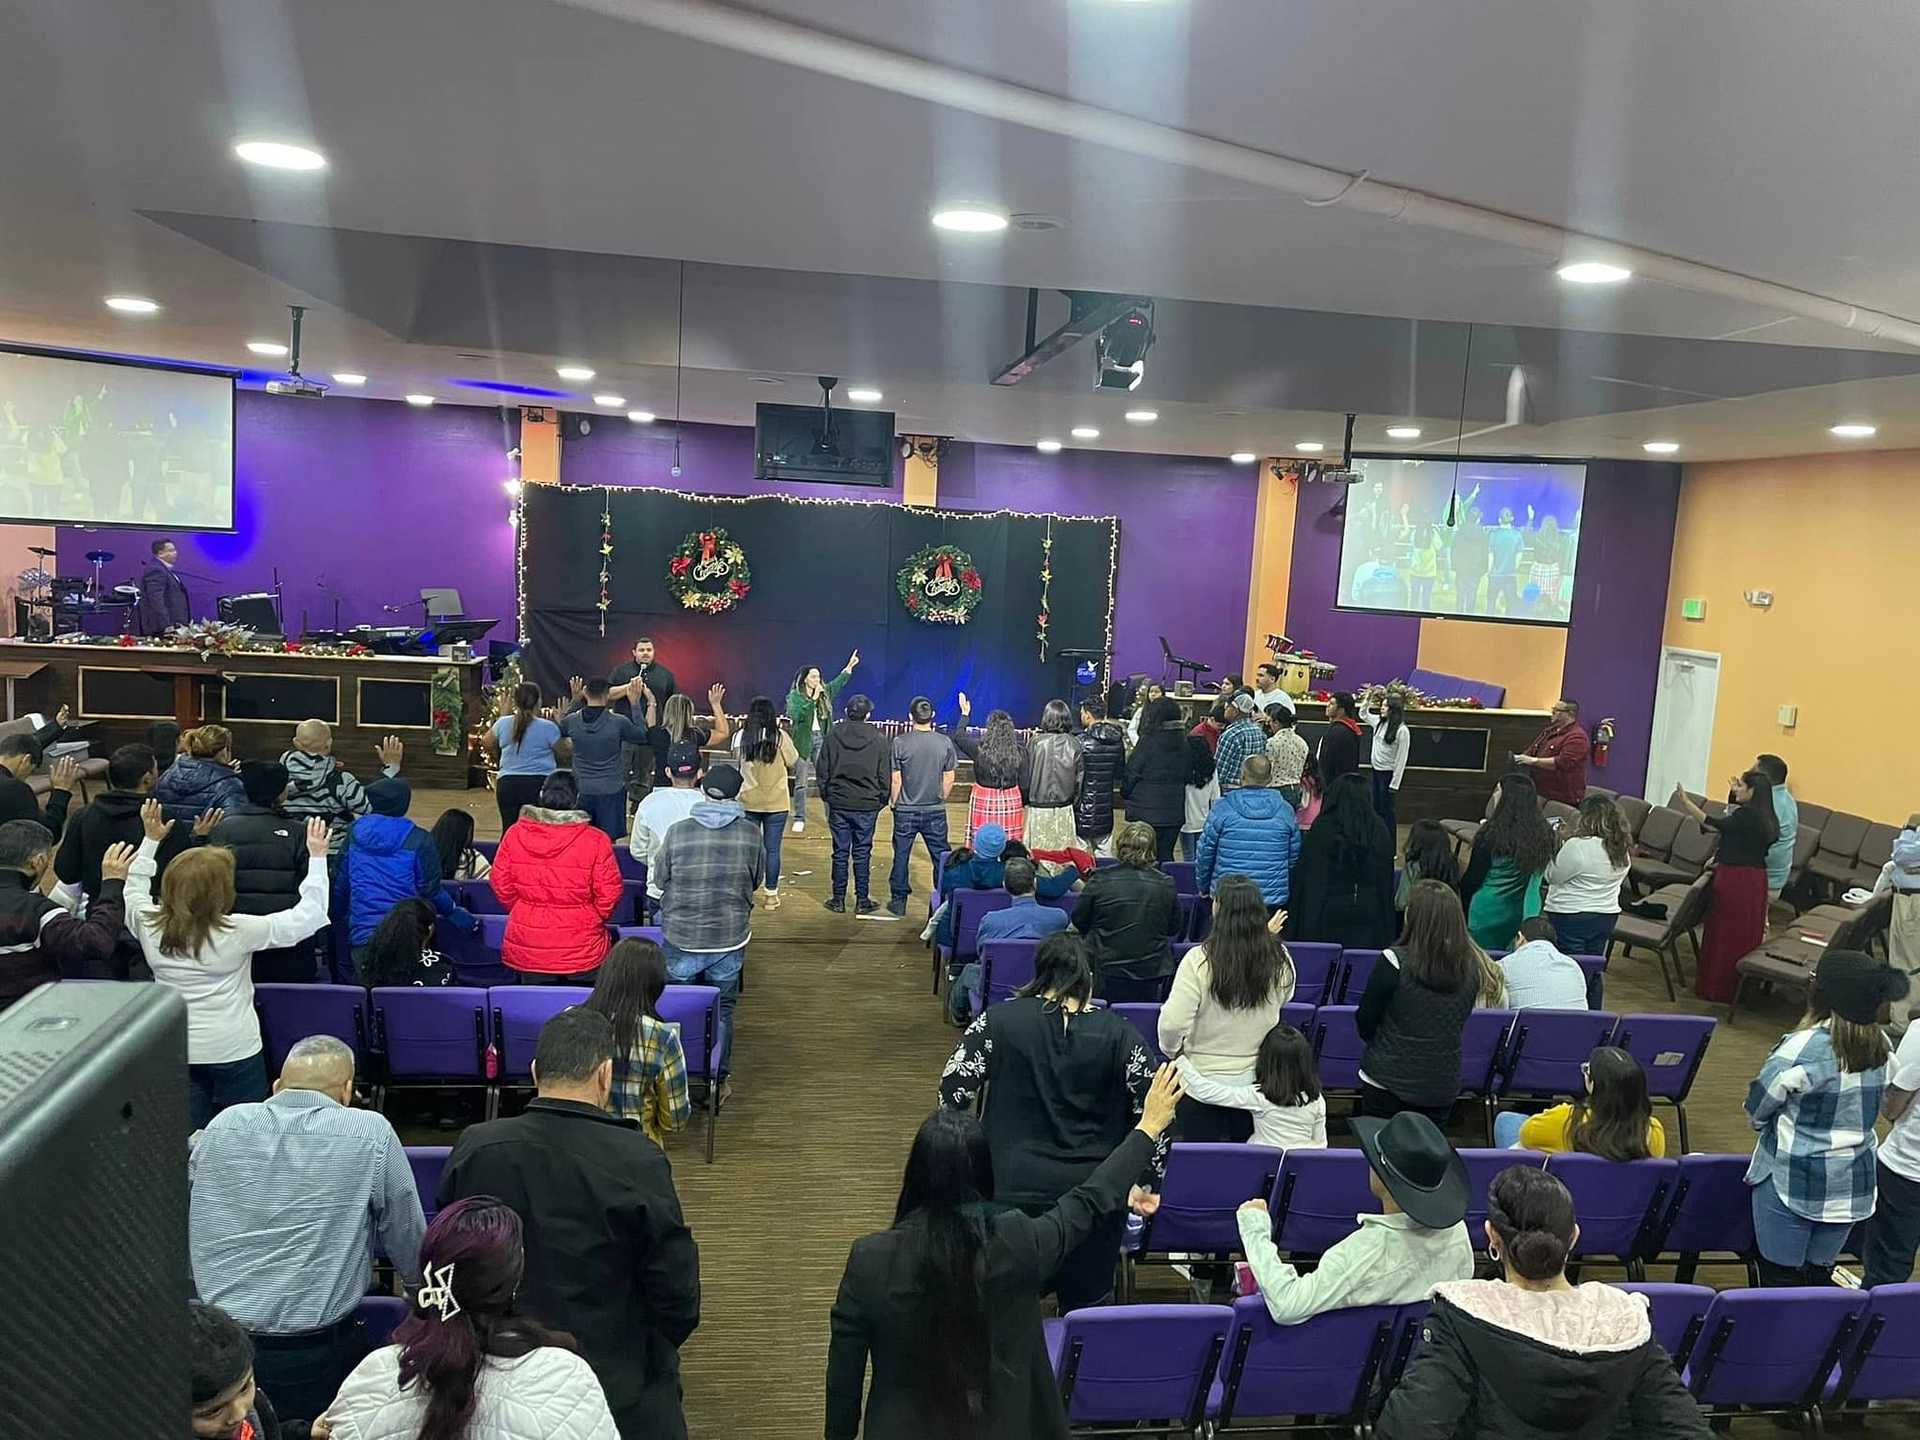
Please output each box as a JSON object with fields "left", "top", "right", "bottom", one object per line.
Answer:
{"left": 1494, "top": 1046, "right": 1667, "bottom": 1158}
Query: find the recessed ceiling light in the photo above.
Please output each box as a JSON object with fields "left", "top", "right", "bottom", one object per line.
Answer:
{"left": 1295, "top": 441, "right": 1325, "bottom": 453}
{"left": 1036, "top": 439, "right": 1063, "bottom": 454}
{"left": 1070, "top": 426, "right": 1101, "bottom": 440}
{"left": 1557, "top": 261, "right": 1633, "bottom": 284}
{"left": 404, "top": 394, "right": 435, "bottom": 407}
{"left": 1385, "top": 426, "right": 1422, "bottom": 440}
{"left": 556, "top": 365, "right": 595, "bottom": 382}
{"left": 930, "top": 206, "right": 1010, "bottom": 234}
{"left": 593, "top": 394, "right": 627, "bottom": 408}
{"left": 1642, "top": 440, "right": 1681, "bottom": 454}
{"left": 103, "top": 295, "right": 160, "bottom": 314}
{"left": 627, "top": 410, "right": 655, "bottom": 424}
{"left": 246, "top": 340, "right": 288, "bottom": 357}
{"left": 1124, "top": 409, "right": 1159, "bottom": 423}
{"left": 1229, "top": 451, "right": 1258, "bottom": 465}
{"left": 233, "top": 140, "right": 327, "bottom": 171}
{"left": 332, "top": 372, "right": 366, "bottom": 386}
{"left": 1830, "top": 423, "right": 1877, "bottom": 438}
{"left": 846, "top": 387, "right": 884, "bottom": 403}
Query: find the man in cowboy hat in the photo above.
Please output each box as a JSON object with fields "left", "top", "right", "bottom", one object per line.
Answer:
{"left": 1234, "top": 1111, "right": 1474, "bottom": 1323}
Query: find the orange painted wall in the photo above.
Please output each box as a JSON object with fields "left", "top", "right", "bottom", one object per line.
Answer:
{"left": 1414, "top": 618, "right": 1567, "bottom": 710}
{"left": 1664, "top": 450, "right": 1917, "bottom": 818}
{"left": 1242, "top": 464, "right": 1296, "bottom": 677}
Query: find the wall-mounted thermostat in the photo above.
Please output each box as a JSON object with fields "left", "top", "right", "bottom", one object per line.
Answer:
{"left": 1743, "top": 589, "right": 1774, "bottom": 608}
{"left": 1777, "top": 704, "right": 1798, "bottom": 728}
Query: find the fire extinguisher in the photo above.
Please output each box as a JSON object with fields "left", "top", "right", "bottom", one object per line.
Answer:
{"left": 1593, "top": 716, "right": 1615, "bottom": 768}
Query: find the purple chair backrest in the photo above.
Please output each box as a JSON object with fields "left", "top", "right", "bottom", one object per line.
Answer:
{"left": 1687, "top": 1288, "right": 1867, "bottom": 1406}
{"left": 1498, "top": 1010, "right": 1621, "bottom": 1098}
{"left": 1270, "top": 1149, "right": 1379, "bottom": 1256}
{"left": 489, "top": 985, "right": 591, "bottom": 1083}
{"left": 657, "top": 985, "right": 720, "bottom": 1080}
{"left": 980, "top": 939, "right": 1042, "bottom": 1007}
{"left": 1286, "top": 943, "right": 1341, "bottom": 1006}
{"left": 615, "top": 849, "right": 646, "bottom": 885}
{"left": 1611, "top": 1013, "right": 1715, "bottom": 1102}
{"left": 1164, "top": 861, "right": 1198, "bottom": 895}
{"left": 1053, "top": 1303, "right": 1233, "bottom": 1428}
{"left": 456, "top": 879, "right": 507, "bottom": 915}
{"left": 358, "top": 1295, "right": 409, "bottom": 1349}
{"left": 374, "top": 986, "right": 490, "bottom": 1080}
{"left": 618, "top": 878, "right": 650, "bottom": 925}
{"left": 950, "top": 889, "right": 1014, "bottom": 960}
{"left": 439, "top": 913, "right": 512, "bottom": 986}
{"left": 1459, "top": 1009, "right": 1516, "bottom": 1093}
{"left": 1835, "top": 1283, "right": 1920, "bottom": 1404}
{"left": 1613, "top": 1283, "right": 1715, "bottom": 1366}
{"left": 1110, "top": 1003, "right": 1162, "bottom": 1062}
{"left": 1215, "top": 1298, "right": 1399, "bottom": 1425}
{"left": 1041, "top": 892, "right": 1077, "bottom": 920}
{"left": 1459, "top": 1149, "right": 1546, "bottom": 1251}
{"left": 405, "top": 1145, "right": 451, "bottom": 1221}
{"left": 1572, "top": 953, "right": 1607, "bottom": 1007}
{"left": 1545, "top": 1154, "right": 1677, "bottom": 1260}
{"left": 614, "top": 925, "right": 667, "bottom": 948}
{"left": 1141, "top": 1143, "right": 1284, "bottom": 1254}
{"left": 1335, "top": 949, "right": 1383, "bottom": 1004}
{"left": 1656, "top": 1153, "right": 1757, "bottom": 1259}
{"left": 1280, "top": 1001, "right": 1316, "bottom": 1035}
{"left": 472, "top": 839, "right": 499, "bottom": 860}
{"left": 1309, "top": 1006, "right": 1365, "bottom": 1090}
{"left": 1188, "top": 893, "right": 1213, "bottom": 942}
{"left": 255, "top": 983, "right": 367, "bottom": 1075}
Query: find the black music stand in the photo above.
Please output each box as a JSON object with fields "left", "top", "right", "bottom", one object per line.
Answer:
{"left": 1160, "top": 635, "right": 1211, "bottom": 688}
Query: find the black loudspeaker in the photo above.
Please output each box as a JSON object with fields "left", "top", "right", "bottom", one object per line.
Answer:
{"left": 0, "top": 982, "right": 189, "bottom": 1437}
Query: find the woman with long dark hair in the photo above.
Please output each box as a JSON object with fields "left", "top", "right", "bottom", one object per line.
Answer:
{"left": 323, "top": 1196, "right": 618, "bottom": 1439}
{"left": 484, "top": 682, "right": 561, "bottom": 830}
{"left": 1363, "top": 690, "right": 1411, "bottom": 835}
{"left": 1397, "top": 818, "right": 1462, "bottom": 914}
{"left": 363, "top": 898, "right": 453, "bottom": 988}
{"left": 1495, "top": 1045, "right": 1665, "bottom": 1157}
{"left": 1355, "top": 879, "right": 1480, "bottom": 1124}
{"left": 732, "top": 694, "right": 800, "bottom": 909}
{"left": 1159, "top": 875, "right": 1295, "bottom": 1142}
{"left": 489, "top": 772, "right": 622, "bottom": 984}
{"left": 1673, "top": 769, "right": 1780, "bottom": 1003}
{"left": 584, "top": 937, "right": 690, "bottom": 1145}
{"left": 784, "top": 652, "right": 857, "bottom": 836}
{"left": 953, "top": 694, "right": 1030, "bottom": 842}
{"left": 1542, "top": 793, "right": 1631, "bottom": 957}
{"left": 1024, "top": 699, "right": 1084, "bottom": 852}
{"left": 429, "top": 809, "right": 490, "bottom": 881}
{"left": 1462, "top": 773, "right": 1555, "bottom": 951}
{"left": 1122, "top": 697, "right": 1189, "bottom": 861}
{"left": 829, "top": 1069, "right": 1181, "bottom": 1440}
{"left": 1291, "top": 771, "right": 1396, "bottom": 946}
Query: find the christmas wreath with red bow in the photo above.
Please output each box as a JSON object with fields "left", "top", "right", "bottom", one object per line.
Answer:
{"left": 897, "top": 543, "right": 983, "bottom": 624}
{"left": 666, "top": 527, "right": 752, "bottom": 615}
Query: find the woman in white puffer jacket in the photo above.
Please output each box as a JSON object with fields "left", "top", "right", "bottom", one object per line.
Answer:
{"left": 317, "top": 1197, "right": 617, "bottom": 1440}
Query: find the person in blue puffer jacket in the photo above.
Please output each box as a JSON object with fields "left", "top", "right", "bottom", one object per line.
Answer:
{"left": 1195, "top": 753, "right": 1301, "bottom": 908}
{"left": 151, "top": 724, "right": 248, "bottom": 823}
{"left": 334, "top": 777, "right": 475, "bottom": 982}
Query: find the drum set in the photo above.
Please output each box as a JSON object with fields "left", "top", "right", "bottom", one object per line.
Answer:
{"left": 14, "top": 547, "right": 140, "bottom": 638}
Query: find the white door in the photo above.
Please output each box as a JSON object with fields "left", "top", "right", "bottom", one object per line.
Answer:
{"left": 1644, "top": 647, "right": 1720, "bottom": 804}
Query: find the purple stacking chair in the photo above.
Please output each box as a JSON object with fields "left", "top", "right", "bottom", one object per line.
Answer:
{"left": 615, "top": 848, "right": 645, "bottom": 885}
{"left": 1187, "top": 893, "right": 1213, "bottom": 942}
{"left": 1546, "top": 1153, "right": 1677, "bottom": 1279}
{"left": 438, "top": 913, "right": 512, "bottom": 987}
{"left": 254, "top": 983, "right": 369, "bottom": 1077}
{"left": 358, "top": 1295, "right": 409, "bottom": 1349}
{"left": 1572, "top": 952, "right": 1607, "bottom": 1009}
{"left": 1268, "top": 1148, "right": 1378, "bottom": 1259}
{"left": 455, "top": 879, "right": 506, "bottom": 915}
{"left": 1284, "top": 943, "right": 1341, "bottom": 1006}
{"left": 1279, "top": 1000, "right": 1315, "bottom": 1036}
{"left": 1460, "top": 1149, "right": 1546, "bottom": 1253}
{"left": 1046, "top": 1304, "right": 1233, "bottom": 1434}
{"left": 490, "top": 985, "right": 591, "bottom": 1088}
{"left": 1110, "top": 1003, "right": 1163, "bottom": 1062}
{"left": 1829, "top": 1283, "right": 1920, "bottom": 1417}
{"left": 618, "top": 878, "right": 650, "bottom": 926}
{"left": 1209, "top": 1298, "right": 1400, "bottom": 1432}
{"left": 1495, "top": 1009, "right": 1621, "bottom": 1102}
{"left": 658, "top": 983, "right": 722, "bottom": 1162}
{"left": 472, "top": 838, "right": 499, "bottom": 862}
{"left": 613, "top": 925, "right": 667, "bottom": 947}
{"left": 935, "top": 889, "right": 1014, "bottom": 992}
{"left": 1613, "top": 1282, "right": 1715, "bottom": 1368}
{"left": 372, "top": 986, "right": 492, "bottom": 1115}
{"left": 980, "top": 938, "right": 1043, "bottom": 1008}
{"left": 1381, "top": 1299, "right": 1433, "bottom": 1389}
{"left": 1163, "top": 861, "right": 1198, "bottom": 895}
{"left": 1685, "top": 1288, "right": 1867, "bottom": 1432}
{"left": 1653, "top": 1153, "right": 1757, "bottom": 1285}
{"left": 1131, "top": 1144, "right": 1284, "bottom": 1281}
{"left": 1333, "top": 948, "right": 1383, "bottom": 1004}
{"left": 1611, "top": 1013, "right": 1715, "bottom": 1154}
{"left": 1460, "top": 1009, "right": 1517, "bottom": 1139}
{"left": 405, "top": 1145, "right": 451, "bottom": 1225}
{"left": 1042, "top": 892, "right": 1079, "bottom": 922}
{"left": 1307, "top": 1005, "right": 1365, "bottom": 1097}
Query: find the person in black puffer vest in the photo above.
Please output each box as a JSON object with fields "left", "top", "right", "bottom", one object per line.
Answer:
{"left": 210, "top": 761, "right": 313, "bottom": 982}
{"left": 1074, "top": 698, "right": 1128, "bottom": 851}
{"left": 0, "top": 818, "right": 132, "bottom": 1012}
{"left": 1356, "top": 879, "right": 1481, "bottom": 1126}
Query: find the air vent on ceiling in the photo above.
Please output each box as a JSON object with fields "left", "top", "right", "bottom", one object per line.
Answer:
{"left": 1010, "top": 213, "right": 1066, "bottom": 232}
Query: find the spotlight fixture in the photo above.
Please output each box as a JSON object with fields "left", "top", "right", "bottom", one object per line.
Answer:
{"left": 1124, "top": 409, "right": 1158, "bottom": 423}
{"left": 504, "top": 479, "right": 523, "bottom": 497}
{"left": 332, "top": 372, "right": 367, "bottom": 386}
{"left": 1070, "top": 426, "right": 1101, "bottom": 440}
{"left": 104, "top": 295, "right": 160, "bottom": 314}
{"left": 1094, "top": 300, "right": 1154, "bottom": 391}
{"left": 930, "top": 206, "right": 1010, "bottom": 233}
{"left": 233, "top": 140, "right": 327, "bottom": 171}
{"left": 1557, "top": 261, "right": 1632, "bottom": 284}
{"left": 556, "top": 365, "right": 596, "bottom": 382}
{"left": 1642, "top": 440, "right": 1680, "bottom": 454}
{"left": 845, "top": 387, "right": 884, "bottom": 403}
{"left": 1295, "top": 441, "right": 1324, "bottom": 453}
{"left": 246, "top": 340, "right": 289, "bottom": 357}
{"left": 1385, "top": 426, "right": 1422, "bottom": 439}
{"left": 1036, "top": 439, "right": 1063, "bottom": 453}
{"left": 593, "top": 394, "right": 626, "bottom": 408}
{"left": 1229, "top": 451, "right": 1258, "bottom": 465}
{"left": 404, "top": 394, "right": 435, "bottom": 407}
{"left": 1829, "top": 423, "right": 1877, "bottom": 438}
{"left": 627, "top": 410, "right": 655, "bottom": 424}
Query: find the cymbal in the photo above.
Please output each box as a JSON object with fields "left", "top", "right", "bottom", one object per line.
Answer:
{"left": 84, "top": 549, "right": 115, "bottom": 563}
{"left": 26, "top": 547, "right": 54, "bottom": 557}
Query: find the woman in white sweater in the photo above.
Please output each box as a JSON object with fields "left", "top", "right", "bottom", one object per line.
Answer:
{"left": 1158, "top": 875, "right": 1296, "bottom": 1141}
{"left": 128, "top": 799, "right": 330, "bottom": 1129}
{"left": 318, "top": 1196, "right": 618, "bottom": 1440}
{"left": 1542, "top": 794, "right": 1633, "bottom": 958}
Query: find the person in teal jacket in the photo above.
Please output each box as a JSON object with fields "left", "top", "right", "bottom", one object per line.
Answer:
{"left": 784, "top": 650, "right": 859, "bottom": 834}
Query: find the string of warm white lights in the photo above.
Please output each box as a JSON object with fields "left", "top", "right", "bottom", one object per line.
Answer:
{"left": 1037, "top": 516, "right": 1054, "bottom": 662}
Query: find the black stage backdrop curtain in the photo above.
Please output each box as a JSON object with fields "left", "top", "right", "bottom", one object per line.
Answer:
{"left": 519, "top": 486, "right": 1117, "bottom": 721}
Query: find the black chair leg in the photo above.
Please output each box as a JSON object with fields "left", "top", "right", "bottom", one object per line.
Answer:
{"left": 1674, "top": 1102, "right": 1691, "bottom": 1156}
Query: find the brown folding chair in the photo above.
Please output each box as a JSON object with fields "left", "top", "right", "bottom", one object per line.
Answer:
{"left": 1610, "top": 872, "right": 1712, "bottom": 1001}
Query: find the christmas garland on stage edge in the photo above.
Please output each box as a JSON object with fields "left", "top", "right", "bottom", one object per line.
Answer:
{"left": 897, "top": 543, "right": 983, "bottom": 624}
{"left": 666, "top": 528, "right": 751, "bottom": 615}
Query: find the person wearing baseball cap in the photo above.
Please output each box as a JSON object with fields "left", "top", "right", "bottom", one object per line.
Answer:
{"left": 629, "top": 741, "right": 708, "bottom": 903}
{"left": 1234, "top": 1109, "right": 1473, "bottom": 1323}
{"left": 1213, "top": 692, "right": 1268, "bottom": 791}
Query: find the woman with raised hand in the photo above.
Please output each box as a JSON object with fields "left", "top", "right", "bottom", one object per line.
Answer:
{"left": 732, "top": 694, "right": 801, "bottom": 910}
{"left": 953, "top": 694, "right": 1030, "bottom": 843}
{"left": 1672, "top": 768, "right": 1780, "bottom": 1003}
{"left": 484, "top": 681, "right": 561, "bottom": 830}
{"left": 784, "top": 651, "right": 857, "bottom": 836}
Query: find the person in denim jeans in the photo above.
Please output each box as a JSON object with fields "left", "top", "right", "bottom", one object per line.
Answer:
{"left": 888, "top": 697, "right": 957, "bottom": 917}
{"left": 653, "top": 765, "right": 762, "bottom": 1099}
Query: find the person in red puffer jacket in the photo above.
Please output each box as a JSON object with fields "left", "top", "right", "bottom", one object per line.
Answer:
{"left": 491, "top": 771, "right": 624, "bottom": 982}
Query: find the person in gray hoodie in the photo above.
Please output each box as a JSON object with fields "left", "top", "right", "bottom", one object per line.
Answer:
{"left": 563, "top": 676, "right": 651, "bottom": 841}
{"left": 653, "top": 765, "right": 763, "bottom": 1088}
{"left": 279, "top": 720, "right": 403, "bottom": 854}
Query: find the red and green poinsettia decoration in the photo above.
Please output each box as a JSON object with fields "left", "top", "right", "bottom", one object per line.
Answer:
{"left": 667, "top": 527, "right": 752, "bottom": 615}
{"left": 898, "top": 543, "right": 983, "bottom": 624}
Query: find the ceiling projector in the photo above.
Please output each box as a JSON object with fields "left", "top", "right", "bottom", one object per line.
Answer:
{"left": 265, "top": 375, "right": 327, "bottom": 399}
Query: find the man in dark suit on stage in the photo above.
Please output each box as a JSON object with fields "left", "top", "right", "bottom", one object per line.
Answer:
{"left": 138, "top": 538, "right": 193, "bottom": 636}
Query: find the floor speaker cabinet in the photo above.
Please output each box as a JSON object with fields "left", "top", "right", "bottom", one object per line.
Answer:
{"left": 0, "top": 982, "right": 189, "bottom": 1437}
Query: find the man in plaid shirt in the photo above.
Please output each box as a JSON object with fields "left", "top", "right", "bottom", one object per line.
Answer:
{"left": 1745, "top": 948, "right": 1907, "bottom": 1285}
{"left": 1213, "top": 692, "right": 1267, "bottom": 791}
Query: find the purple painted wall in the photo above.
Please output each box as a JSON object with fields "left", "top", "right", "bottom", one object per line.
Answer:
{"left": 1283, "top": 482, "right": 1423, "bottom": 683}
